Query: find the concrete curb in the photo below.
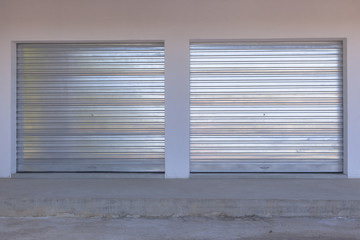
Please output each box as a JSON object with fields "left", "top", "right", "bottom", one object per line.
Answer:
{"left": 1, "top": 198, "right": 360, "bottom": 218}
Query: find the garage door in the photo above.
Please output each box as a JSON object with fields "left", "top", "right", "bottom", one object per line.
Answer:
{"left": 190, "top": 40, "right": 343, "bottom": 173}
{"left": 17, "top": 42, "right": 164, "bottom": 172}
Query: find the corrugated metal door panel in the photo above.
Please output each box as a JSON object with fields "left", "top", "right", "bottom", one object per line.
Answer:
{"left": 17, "top": 42, "right": 165, "bottom": 172}
{"left": 190, "top": 40, "right": 343, "bottom": 173}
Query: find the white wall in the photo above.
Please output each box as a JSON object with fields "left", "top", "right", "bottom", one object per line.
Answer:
{"left": 1, "top": 0, "right": 360, "bottom": 178}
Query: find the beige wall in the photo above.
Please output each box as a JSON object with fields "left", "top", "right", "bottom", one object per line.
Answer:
{"left": 1, "top": 0, "right": 360, "bottom": 177}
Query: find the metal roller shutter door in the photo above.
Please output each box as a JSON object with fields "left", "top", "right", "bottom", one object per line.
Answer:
{"left": 190, "top": 40, "right": 343, "bottom": 173}
{"left": 17, "top": 42, "right": 165, "bottom": 172}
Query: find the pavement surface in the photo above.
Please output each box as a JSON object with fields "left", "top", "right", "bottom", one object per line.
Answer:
{"left": 0, "top": 216, "right": 359, "bottom": 240}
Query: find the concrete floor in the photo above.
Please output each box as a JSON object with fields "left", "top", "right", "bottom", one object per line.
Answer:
{"left": 0, "top": 216, "right": 359, "bottom": 240}
{"left": 1, "top": 178, "right": 360, "bottom": 218}
{"left": 2, "top": 177, "right": 360, "bottom": 200}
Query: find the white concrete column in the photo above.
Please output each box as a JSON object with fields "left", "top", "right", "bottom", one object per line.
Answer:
{"left": 0, "top": 39, "right": 12, "bottom": 178}
{"left": 346, "top": 38, "right": 360, "bottom": 178}
{"left": 164, "top": 38, "right": 190, "bottom": 178}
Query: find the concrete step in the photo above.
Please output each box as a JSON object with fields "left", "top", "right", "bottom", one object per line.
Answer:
{"left": 1, "top": 178, "right": 360, "bottom": 218}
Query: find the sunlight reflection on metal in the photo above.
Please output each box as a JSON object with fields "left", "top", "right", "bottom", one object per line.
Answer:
{"left": 17, "top": 42, "right": 165, "bottom": 172}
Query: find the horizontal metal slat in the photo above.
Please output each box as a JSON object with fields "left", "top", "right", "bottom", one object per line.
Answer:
{"left": 190, "top": 40, "right": 343, "bottom": 173}
{"left": 17, "top": 42, "right": 165, "bottom": 172}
